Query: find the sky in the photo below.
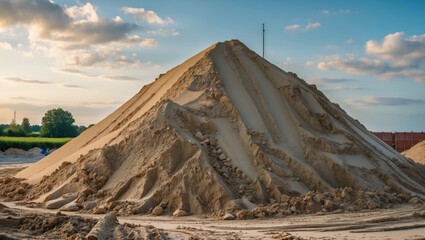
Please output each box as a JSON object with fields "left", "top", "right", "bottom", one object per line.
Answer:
{"left": 0, "top": 0, "right": 424, "bottom": 131}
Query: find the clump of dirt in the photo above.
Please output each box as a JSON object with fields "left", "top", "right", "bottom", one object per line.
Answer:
{"left": 0, "top": 176, "right": 31, "bottom": 201}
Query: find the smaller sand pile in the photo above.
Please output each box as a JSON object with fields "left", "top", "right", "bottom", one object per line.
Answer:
{"left": 403, "top": 141, "right": 425, "bottom": 164}
{"left": 4, "top": 148, "right": 42, "bottom": 158}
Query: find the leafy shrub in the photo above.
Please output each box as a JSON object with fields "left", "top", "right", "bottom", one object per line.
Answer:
{"left": 0, "top": 137, "right": 72, "bottom": 151}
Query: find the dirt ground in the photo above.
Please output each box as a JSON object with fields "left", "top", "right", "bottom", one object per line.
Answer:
{"left": 1, "top": 164, "right": 425, "bottom": 239}
{"left": 1, "top": 201, "right": 425, "bottom": 239}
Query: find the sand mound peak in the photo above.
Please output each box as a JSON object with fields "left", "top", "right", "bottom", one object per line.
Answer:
{"left": 403, "top": 141, "right": 425, "bottom": 164}
{"left": 5, "top": 39, "right": 425, "bottom": 216}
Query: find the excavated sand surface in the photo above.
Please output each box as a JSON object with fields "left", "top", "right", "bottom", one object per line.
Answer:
{"left": 2, "top": 40, "right": 425, "bottom": 218}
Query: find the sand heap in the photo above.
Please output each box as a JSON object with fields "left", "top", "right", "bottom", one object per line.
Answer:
{"left": 3, "top": 40, "right": 425, "bottom": 216}
{"left": 403, "top": 141, "right": 425, "bottom": 164}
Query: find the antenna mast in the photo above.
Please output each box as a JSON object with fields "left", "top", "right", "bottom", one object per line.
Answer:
{"left": 262, "top": 23, "right": 265, "bottom": 58}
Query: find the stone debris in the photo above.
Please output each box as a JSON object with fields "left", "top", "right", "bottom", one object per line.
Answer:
{"left": 151, "top": 206, "right": 163, "bottom": 216}
{"left": 223, "top": 212, "right": 236, "bottom": 220}
{"left": 173, "top": 209, "right": 188, "bottom": 217}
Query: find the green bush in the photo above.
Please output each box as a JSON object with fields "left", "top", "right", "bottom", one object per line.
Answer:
{"left": 27, "top": 132, "right": 41, "bottom": 137}
{"left": 0, "top": 137, "right": 72, "bottom": 151}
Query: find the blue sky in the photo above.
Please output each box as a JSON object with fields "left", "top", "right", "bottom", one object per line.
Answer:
{"left": 0, "top": 0, "right": 424, "bottom": 131}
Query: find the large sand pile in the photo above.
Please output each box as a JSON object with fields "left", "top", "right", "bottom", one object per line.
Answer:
{"left": 3, "top": 40, "right": 425, "bottom": 217}
{"left": 403, "top": 141, "right": 425, "bottom": 164}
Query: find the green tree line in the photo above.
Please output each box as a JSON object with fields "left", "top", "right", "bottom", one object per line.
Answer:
{"left": 0, "top": 108, "right": 90, "bottom": 138}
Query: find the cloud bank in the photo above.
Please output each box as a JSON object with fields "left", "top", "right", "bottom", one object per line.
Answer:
{"left": 0, "top": 1, "right": 174, "bottom": 68}
{"left": 122, "top": 7, "right": 174, "bottom": 25}
{"left": 285, "top": 22, "right": 321, "bottom": 32}
{"left": 347, "top": 96, "right": 425, "bottom": 107}
{"left": 312, "top": 32, "right": 425, "bottom": 82}
{"left": 3, "top": 77, "right": 81, "bottom": 88}
{"left": 55, "top": 68, "right": 140, "bottom": 82}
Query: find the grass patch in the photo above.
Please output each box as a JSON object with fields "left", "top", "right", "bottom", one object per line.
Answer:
{"left": 0, "top": 137, "right": 72, "bottom": 151}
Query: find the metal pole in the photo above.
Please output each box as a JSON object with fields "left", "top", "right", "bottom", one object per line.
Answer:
{"left": 262, "top": 23, "right": 265, "bottom": 58}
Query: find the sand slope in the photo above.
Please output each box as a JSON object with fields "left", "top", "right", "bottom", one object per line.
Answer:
{"left": 9, "top": 40, "right": 425, "bottom": 216}
{"left": 403, "top": 141, "right": 425, "bottom": 164}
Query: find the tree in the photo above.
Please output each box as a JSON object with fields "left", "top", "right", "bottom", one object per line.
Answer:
{"left": 31, "top": 125, "right": 41, "bottom": 133}
{"left": 5, "top": 121, "right": 25, "bottom": 137}
{"left": 21, "top": 117, "right": 32, "bottom": 134}
{"left": 40, "top": 108, "right": 78, "bottom": 138}
{"left": 77, "top": 125, "right": 88, "bottom": 135}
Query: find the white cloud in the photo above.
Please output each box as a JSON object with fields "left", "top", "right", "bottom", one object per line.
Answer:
{"left": 65, "top": 3, "right": 99, "bottom": 23}
{"left": 22, "top": 51, "right": 33, "bottom": 57}
{"left": 322, "top": 10, "right": 330, "bottom": 15}
{"left": 0, "top": 0, "right": 71, "bottom": 31}
{"left": 102, "top": 75, "right": 139, "bottom": 81}
{"left": 0, "top": 1, "right": 141, "bottom": 47}
{"left": 4, "top": 77, "right": 51, "bottom": 84}
{"left": 311, "top": 32, "right": 425, "bottom": 83}
{"left": 316, "top": 55, "right": 389, "bottom": 75}
{"left": 305, "top": 60, "right": 315, "bottom": 67}
{"left": 338, "top": 9, "right": 351, "bottom": 14}
{"left": 325, "top": 45, "right": 338, "bottom": 50}
{"left": 322, "top": 9, "right": 351, "bottom": 15}
{"left": 55, "top": 68, "right": 140, "bottom": 82}
{"left": 65, "top": 46, "right": 140, "bottom": 68}
{"left": 282, "top": 57, "right": 294, "bottom": 67}
{"left": 61, "top": 84, "right": 81, "bottom": 89}
{"left": 307, "top": 78, "right": 364, "bottom": 92}
{"left": 147, "top": 28, "right": 179, "bottom": 37}
{"left": 139, "top": 38, "right": 158, "bottom": 47}
{"left": 308, "top": 77, "right": 359, "bottom": 84}
{"left": 122, "top": 7, "right": 173, "bottom": 25}
{"left": 347, "top": 96, "right": 425, "bottom": 107}
{"left": 345, "top": 39, "right": 354, "bottom": 44}
{"left": 0, "top": 1, "right": 164, "bottom": 68}
{"left": 285, "top": 22, "right": 321, "bottom": 32}
{"left": 330, "top": 86, "right": 364, "bottom": 91}
{"left": 3, "top": 77, "right": 81, "bottom": 88}
{"left": 285, "top": 24, "right": 300, "bottom": 31}
{"left": 305, "top": 22, "right": 321, "bottom": 30}
{"left": 365, "top": 32, "right": 425, "bottom": 67}
{"left": 0, "top": 41, "right": 12, "bottom": 50}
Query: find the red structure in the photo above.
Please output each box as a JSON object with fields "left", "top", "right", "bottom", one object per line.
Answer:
{"left": 372, "top": 132, "right": 425, "bottom": 152}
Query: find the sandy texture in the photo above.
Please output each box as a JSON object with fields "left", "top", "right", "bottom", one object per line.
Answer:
{"left": 0, "top": 203, "right": 165, "bottom": 240}
{"left": 1, "top": 201, "right": 425, "bottom": 239}
{"left": 3, "top": 40, "right": 425, "bottom": 218}
{"left": 403, "top": 141, "right": 425, "bottom": 164}
{"left": 0, "top": 164, "right": 28, "bottom": 179}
